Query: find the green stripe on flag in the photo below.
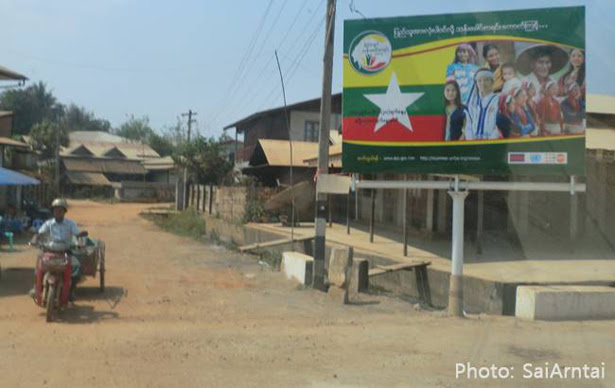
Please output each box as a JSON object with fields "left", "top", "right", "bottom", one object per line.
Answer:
{"left": 343, "top": 85, "right": 445, "bottom": 117}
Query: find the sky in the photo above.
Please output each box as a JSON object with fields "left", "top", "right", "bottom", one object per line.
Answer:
{"left": 1, "top": 0, "right": 613, "bottom": 138}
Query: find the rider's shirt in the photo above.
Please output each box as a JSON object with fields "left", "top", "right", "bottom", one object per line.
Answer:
{"left": 38, "top": 218, "right": 80, "bottom": 245}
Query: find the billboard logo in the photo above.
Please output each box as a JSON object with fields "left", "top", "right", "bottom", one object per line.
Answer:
{"left": 530, "top": 154, "right": 543, "bottom": 163}
{"left": 508, "top": 153, "right": 526, "bottom": 163}
{"left": 349, "top": 31, "right": 392, "bottom": 75}
{"left": 508, "top": 152, "right": 568, "bottom": 165}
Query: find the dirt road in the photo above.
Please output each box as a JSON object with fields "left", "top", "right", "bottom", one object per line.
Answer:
{"left": 1, "top": 200, "right": 614, "bottom": 387}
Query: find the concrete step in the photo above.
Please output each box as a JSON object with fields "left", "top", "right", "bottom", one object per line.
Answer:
{"left": 516, "top": 285, "right": 615, "bottom": 321}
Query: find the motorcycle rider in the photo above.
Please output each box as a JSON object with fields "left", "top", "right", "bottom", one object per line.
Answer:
{"left": 30, "top": 199, "right": 87, "bottom": 301}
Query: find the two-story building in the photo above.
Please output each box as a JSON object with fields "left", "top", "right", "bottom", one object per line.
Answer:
{"left": 224, "top": 93, "right": 342, "bottom": 166}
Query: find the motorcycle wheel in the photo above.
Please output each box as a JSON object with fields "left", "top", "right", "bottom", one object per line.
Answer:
{"left": 46, "top": 284, "right": 56, "bottom": 322}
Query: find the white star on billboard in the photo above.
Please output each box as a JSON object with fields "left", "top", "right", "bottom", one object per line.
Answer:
{"left": 364, "top": 73, "right": 424, "bottom": 132}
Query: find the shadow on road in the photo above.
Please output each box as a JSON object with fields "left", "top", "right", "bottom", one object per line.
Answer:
{"left": 54, "top": 305, "right": 120, "bottom": 324}
{"left": 77, "top": 286, "right": 126, "bottom": 310}
{"left": 0, "top": 267, "right": 34, "bottom": 298}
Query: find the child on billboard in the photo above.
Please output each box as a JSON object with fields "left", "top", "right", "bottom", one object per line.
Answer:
{"left": 465, "top": 69, "right": 502, "bottom": 140}
{"left": 443, "top": 80, "right": 468, "bottom": 141}
{"left": 446, "top": 43, "right": 479, "bottom": 104}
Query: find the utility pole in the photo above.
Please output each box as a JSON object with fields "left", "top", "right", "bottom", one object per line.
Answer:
{"left": 313, "top": 0, "right": 336, "bottom": 291}
{"left": 55, "top": 114, "right": 62, "bottom": 197}
{"left": 180, "top": 110, "right": 197, "bottom": 210}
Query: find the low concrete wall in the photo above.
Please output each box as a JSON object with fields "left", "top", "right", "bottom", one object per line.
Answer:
{"left": 516, "top": 285, "right": 615, "bottom": 321}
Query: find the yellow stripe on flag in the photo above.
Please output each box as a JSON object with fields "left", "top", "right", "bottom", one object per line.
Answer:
{"left": 343, "top": 46, "right": 456, "bottom": 87}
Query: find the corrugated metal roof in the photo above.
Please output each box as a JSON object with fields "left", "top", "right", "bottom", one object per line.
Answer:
{"left": 62, "top": 157, "right": 147, "bottom": 174}
{"left": 69, "top": 131, "right": 126, "bottom": 143}
{"left": 66, "top": 171, "right": 111, "bottom": 186}
{"left": 304, "top": 143, "right": 342, "bottom": 167}
{"left": 62, "top": 142, "right": 159, "bottom": 159}
{"left": 587, "top": 128, "right": 615, "bottom": 151}
{"left": 0, "top": 137, "right": 28, "bottom": 148}
{"left": 251, "top": 139, "right": 319, "bottom": 167}
{"left": 64, "top": 131, "right": 160, "bottom": 159}
{"left": 0, "top": 65, "right": 27, "bottom": 81}
{"left": 142, "top": 156, "right": 176, "bottom": 171}
{"left": 587, "top": 94, "right": 615, "bottom": 115}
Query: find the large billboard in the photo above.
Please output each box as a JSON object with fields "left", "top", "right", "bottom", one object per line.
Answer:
{"left": 342, "top": 6, "right": 586, "bottom": 175}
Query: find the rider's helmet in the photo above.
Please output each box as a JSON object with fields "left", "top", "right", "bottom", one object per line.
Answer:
{"left": 51, "top": 198, "right": 68, "bottom": 212}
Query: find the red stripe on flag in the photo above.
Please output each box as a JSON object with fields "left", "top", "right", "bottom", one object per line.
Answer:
{"left": 343, "top": 115, "right": 446, "bottom": 142}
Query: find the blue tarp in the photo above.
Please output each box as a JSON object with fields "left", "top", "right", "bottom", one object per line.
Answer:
{"left": 0, "top": 167, "right": 39, "bottom": 186}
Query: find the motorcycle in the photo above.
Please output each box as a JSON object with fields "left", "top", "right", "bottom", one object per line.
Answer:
{"left": 31, "top": 234, "right": 88, "bottom": 322}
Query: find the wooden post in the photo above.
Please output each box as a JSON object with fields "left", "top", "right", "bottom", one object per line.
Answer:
{"left": 355, "top": 175, "right": 359, "bottom": 221}
{"left": 346, "top": 189, "right": 351, "bottom": 235}
{"left": 519, "top": 191, "right": 529, "bottom": 236}
{"left": 328, "top": 195, "right": 333, "bottom": 228}
{"left": 369, "top": 189, "right": 375, "bottom": 243}
{"left": 570, "top": 190, "right": 578, "bottom": 246}
{"left": 425, "top": 190, "right": 434, "bottom": 234}
{"left": 437, "top": 189, "right": 447, "bottom": 234}
{"left": 196, "top": 184, "right": 201, "bottom": 212}
{"left": 403, "top": 186, "right": 408, "bottom": 257}
{"left": 476, "top": 191, "right": 484, "bottom": 255}
{"left": 208, "top": 184, "right": 214, "bottom": 215}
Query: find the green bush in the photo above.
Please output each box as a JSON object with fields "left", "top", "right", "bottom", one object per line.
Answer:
{"left": 158, "top": 209, "right": 207, "bottom": 239}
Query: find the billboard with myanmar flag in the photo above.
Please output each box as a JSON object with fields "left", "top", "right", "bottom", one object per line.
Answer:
{"left": 342, "top": 6, "right": 586, "bottom": 175}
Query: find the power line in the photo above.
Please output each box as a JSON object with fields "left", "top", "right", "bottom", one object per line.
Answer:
{"left": 208, "top": 0, "right": 275, "bottom": 126}
{"left": 218, "top": 1, "right": 326, "bottom": 127}
{"left": 224, "top": 1, "right": 289, "bottom": 103}
{"left": 254, "top": 14, "right": 326, "bottom": 112}
{"left": 210, "top": 0, "right": 316, "bottom": 130}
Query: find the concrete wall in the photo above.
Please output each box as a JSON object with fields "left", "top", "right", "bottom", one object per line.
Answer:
{"left": 189, "top": 185, "right": 248, "bottom": 221}
{"left": 116, "top": 181, "right": 175, "bottom": 202}
{"left": 188, "top": 185, "right": 281, "bottom": 222}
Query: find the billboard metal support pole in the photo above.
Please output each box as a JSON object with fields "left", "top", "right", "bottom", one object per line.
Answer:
{"left": 448, "top": 176, "right": 468, "bottom": 317}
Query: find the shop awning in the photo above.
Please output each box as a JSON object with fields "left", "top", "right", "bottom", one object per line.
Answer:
{"left": 0, "top": 167, "right": 39, "bottom": 185}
